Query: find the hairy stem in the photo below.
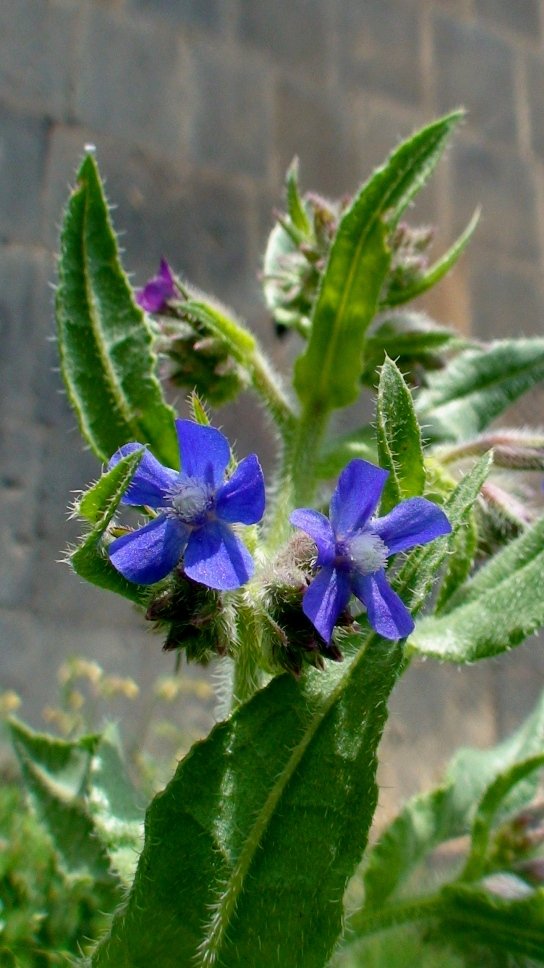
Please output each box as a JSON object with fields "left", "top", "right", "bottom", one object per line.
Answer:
{"left": 347, "top": 894, "right": 445, "bottom": 942}
{"left": 231, "top": 598, "right": 264, "bottom": 710}
{"left": 263, "top": 402, "right": 330, "bottom": 557}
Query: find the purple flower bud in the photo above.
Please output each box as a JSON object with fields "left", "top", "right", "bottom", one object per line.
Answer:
{"left": 290, "top": 459, "right": 451, "bottom": 643}
{"left": 136, "top": 258, "right": 176, "bottom": 313}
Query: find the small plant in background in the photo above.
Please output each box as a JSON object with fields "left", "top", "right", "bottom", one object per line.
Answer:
{"left": 5, "top": 110, "right": 544, "bottom": 966}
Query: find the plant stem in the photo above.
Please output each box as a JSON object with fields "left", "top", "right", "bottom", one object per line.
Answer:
{"left": 231, "top": 598, "right": 264, "bottom": 710}
{"left": 262, "top": 401, "right": 330, "bottom": 557}
{"left": 348, "top": 895, "right": 445, "bottom": 940}
{"left": 183, "top": 298, "right": 296, "bottom": 436}
{"left": 248, "top": 345, "right": 296, "bottom": 435}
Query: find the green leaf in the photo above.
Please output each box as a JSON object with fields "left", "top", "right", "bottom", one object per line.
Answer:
{"left": 71, "top": 449, "right": 149, "bottom": 606}
{"left": 434, "top": 509, "right": 478, "bottom": 613}
{"left": 86, "top": 725, "right": 145, "bottom": 887}
{"left": 376, "top": 357, "right": 425, "bottom": 514}
{"left": 294, "top": 113, "right": 462, "bottom": 411}
{"left": 9, "top": 719, "right": 114, "bottom": 883}
{"left": 463, "top": 753, "right": 544, "bottom": 881}
{"left": 392, "top": 453, "right": 492, "bottom": 616}
{"left": 89, "top": 635, "right": 403, "bottom": 968}
{"left": 360, "top": 311, "right": 466, "bottom": 388}
{"left": 382, "top": 209, "right": 480, "bottom": 309}
{"left": 362, "top": 684, "right": 544, "bottom": 910}
{"left": 409, "top": 511, "right": 544, "bottom": 662}
{"left": 439, "top": 883, "right": 544, "bottom": 962}
{"left": 416, "top": 338, "right": 544, "bottom": 443}
{"left": 316, "top": 424, "right": 378, "bottom": 479}
{"left": 56, "top": 152, "right": 178, "bottom": 467}
{"left": 286, "top": 157, "right": 312, "bottom": 236}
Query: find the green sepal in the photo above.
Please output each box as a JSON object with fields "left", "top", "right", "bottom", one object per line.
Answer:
{"left": 417, "top": 337, "right": 544, "bottom": 443}
{"left": 381, "top": 209, "right": 480, "bottom": 308}
{"left": 89, "top": 635, "right": 402, "bottom": 968}
{"left": 294, "top": 113, "right": 462, "bottom": 411}
{"left": 286, "top": 157, "right": 312, "bottom": 236}
{"left": 376, "top": 357, "right": 425, "bottom": 514}
{"left": 362, "top": 685, "right": 544, "bottom": 910}
{"left": 71, "top": 449, "right": 149, "bottom": 606}
{"left": 56, "top": 152, "right": 178, "bottom": 467}
{"left": 409, "top": 510, "right": 544, "bottom": 662}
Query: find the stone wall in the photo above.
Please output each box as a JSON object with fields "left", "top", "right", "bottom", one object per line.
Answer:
{"left": 1, "top": 0, "right": 544, "bottom": 808}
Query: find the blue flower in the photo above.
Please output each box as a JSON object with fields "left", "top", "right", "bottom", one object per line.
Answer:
{"left": 290, "top": 459, "right": 451, "bottom": 642}
{"left": 136, "top": 258, "right": 176, "bottom": 313}
{"left": 107, "top": 420, "right": 265, "bottom": 590}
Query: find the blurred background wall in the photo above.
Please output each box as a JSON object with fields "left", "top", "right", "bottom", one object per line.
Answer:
{"left": 1, "top": 0, "right": 544, "bottom": 810}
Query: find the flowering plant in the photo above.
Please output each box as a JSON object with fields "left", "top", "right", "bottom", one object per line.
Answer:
{"left": 7, "top": 113, "right": 544, "bottom": 967}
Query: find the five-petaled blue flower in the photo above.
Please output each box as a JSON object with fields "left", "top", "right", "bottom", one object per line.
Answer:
{"left": 136, "top": 258, "right": 176, "bottom": 314}
{"left": 290, "top": 459, "right": 451, "bottom": 642}
{"left": 107, "top": 420, "right": 265, "bottom": 591}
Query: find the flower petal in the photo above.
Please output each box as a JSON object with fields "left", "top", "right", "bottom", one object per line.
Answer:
{"left": 302, "top": 566, "right": 351, "bottom": 644}
{"left": 136, "top": 258, "right": 175, "bottom": 313}
{"left": 372, "top": 497, "right": 452, "bottom": 555}
{"left": 215, "top": 454, "right": 265, "bottom": 525}
{"left": 108, "top": 515, "right": 188, "bottom": 584}
{"left": 184, "top": 520, "right": 253, "bottom": 590}
{"left": 330, "top": 459, "right": 389, "bottom": 537}
{"left": 289, "top": 508, "right": 336, "bottom": 566}
{"left": 351, "top": 569, "right": 414, "bottom": 640}
{"left": 108, "top": 443, "right": 178, "bottom": 508}
{"left": 176, "top": 420, "right": 231, "bottom": 489}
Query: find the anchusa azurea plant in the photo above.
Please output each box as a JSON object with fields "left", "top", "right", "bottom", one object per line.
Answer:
{"left": 7, "top": 112, "right": 544, "bottom": 967}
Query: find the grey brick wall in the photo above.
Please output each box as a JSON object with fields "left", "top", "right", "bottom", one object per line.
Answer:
{"left": 2, "top": 0, "right": 544, "bottom": 811}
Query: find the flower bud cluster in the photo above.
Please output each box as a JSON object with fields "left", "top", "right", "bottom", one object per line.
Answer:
{"left": 488, "top": 799, "right": 544, "bottom": 888}
{"left": 155, "top": 314, "right": 246, "bottom": 406}
{"left": 261, "top": 533, "right": 346, "bottom": 676}
{"left": 263, "top": 192, "right": 346, "bottom": 337}
{"left": 145, "top": 569, "right": 235, "bottom": 664}
{"left": 384, "top": 221, "right": 434, "bottom": 302}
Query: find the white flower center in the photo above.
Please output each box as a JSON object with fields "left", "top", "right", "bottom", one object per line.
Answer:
{"left": 168, "top": 479, "right": 211, "bottom": 524}
{"left": 348, "top": 531, "right": 388, "bottom": 575}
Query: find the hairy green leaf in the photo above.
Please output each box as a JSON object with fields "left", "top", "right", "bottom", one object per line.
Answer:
{"left": 392, "top": 453, "right": 492, "bottom": 616}
{"left": 409, "top": 511, "right": 544, "bottom": 662}
{"left": 382, "top": 209, "right": 480, "bottom": 309}
{"left": 362, "top": 686, "right": 544, "bottom": 910}
{"left": 417, "top": 338, "right": 544, "bottom": 443}
{"left": 56, "top": 152, "right": 178, "bottom": 467}
{"left": 294, "top": 113, "right": 462, "bottom": 410}
{"left": 71, "top": 449, "right": 149, "bottom": 606}
{"left": 89, "top": 635, "right": 402, "bottom": 968}
{"left": 434, "top": 510, "right": 478, "bottom": 613}
{"left": 86, "top": 725, "right": 145, "bottom": 886}
{"left": 376, "top": 357, "right": 425, "bottom": 514}
{"left": 360, "top": 311, "right": 465, "bottom": 388}
{"left": 9, "top": 719, "right": 114, "bottom": 883}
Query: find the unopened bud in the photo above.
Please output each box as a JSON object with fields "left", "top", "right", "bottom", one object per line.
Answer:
{"left": 146, "top": 571, "right": 230, "bottom": 664}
